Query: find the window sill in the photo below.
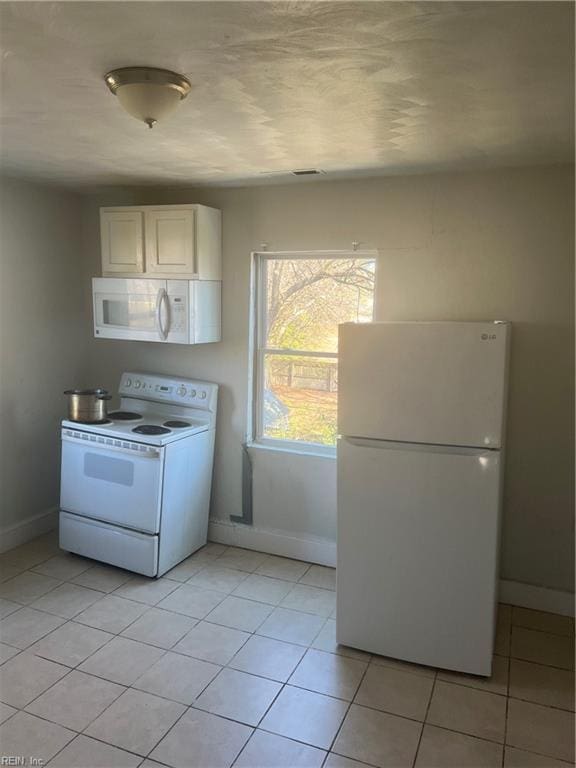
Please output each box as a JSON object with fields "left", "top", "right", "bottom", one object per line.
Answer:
{"left": 246, "top": 440, "right": 336, "bottom": 460}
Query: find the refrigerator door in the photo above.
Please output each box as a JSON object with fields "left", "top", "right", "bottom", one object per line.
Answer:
{"left": 338, "top": 322, "right": 510, "bottom": 448}
{"left": 336, "top": 437, "right": 502, "bottom": 675}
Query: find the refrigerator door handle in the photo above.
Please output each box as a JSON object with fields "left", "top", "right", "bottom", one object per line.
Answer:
{"left": 340, "top": 436, "right": 498, "bottom": 457}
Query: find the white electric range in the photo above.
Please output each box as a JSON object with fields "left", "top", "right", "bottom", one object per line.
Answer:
{"left": 59, "top": 372, "right": 218, "bottom": 577}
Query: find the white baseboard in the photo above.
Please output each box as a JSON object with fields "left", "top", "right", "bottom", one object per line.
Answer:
{"left": 208, "top": 519, "right": 574, "bottom": 617}
{"left": 208, "top": 519, "right": 336, "bottom": 567}
{"left": 499, "top": 578, "right": 574, "bottom": 618}
{"left": 0, "top": 507, "right": 58, "bottom": 553}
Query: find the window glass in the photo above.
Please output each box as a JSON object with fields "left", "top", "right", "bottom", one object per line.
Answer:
{"left": 263, "top": 354, "right": 338, "bottom": 445}
{"left": 265, "top": 258, "right": 375, "bottom": 353}
{"left": 256, "top": 255, "right": 376, "bottom": 448}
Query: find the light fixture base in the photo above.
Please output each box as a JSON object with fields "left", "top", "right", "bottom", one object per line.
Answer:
{"left": 104, "top": 67, "right": 191, "bottom": 98}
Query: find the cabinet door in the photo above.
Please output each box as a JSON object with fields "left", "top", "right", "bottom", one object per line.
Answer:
{"left": 145, "top": 209, "right": 196, "bottom": 275}
{"left": 100, "top": 210, "right": 144, "bottom": 274}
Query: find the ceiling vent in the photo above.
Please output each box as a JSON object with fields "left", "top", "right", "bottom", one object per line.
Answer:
{"left": 258, "top": 169, "right": 326, "bottom": 178}
{"left": 291, "top": 169, "right": 324, "bottom": 176}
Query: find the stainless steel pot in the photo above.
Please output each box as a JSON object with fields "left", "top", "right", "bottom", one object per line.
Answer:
{"left": 64, "top": 388, "right": 112, "bottom": 423}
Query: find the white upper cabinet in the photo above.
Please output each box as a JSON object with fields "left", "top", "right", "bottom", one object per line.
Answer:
{"left": 100, "top": 204, "right": 221, "bottom": 280}
{"left": 145, "top": 208, "right": 195, "bottom": 274}
{"left": 100, "top": 210, "right": 144, "bottom": 274}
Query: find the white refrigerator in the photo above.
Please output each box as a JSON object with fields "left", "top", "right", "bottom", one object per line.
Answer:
{"left": 336, "top": 321, "right": 510, "bottom": 676}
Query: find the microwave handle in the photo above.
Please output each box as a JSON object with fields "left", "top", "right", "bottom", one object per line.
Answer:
{"left": 156, "top": 288, "right": 169, "bottom": 340}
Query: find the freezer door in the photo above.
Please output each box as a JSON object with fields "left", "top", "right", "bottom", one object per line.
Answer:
{"left": 336, "top": 437, "right": 502, "bottom": 675}
{"left": 338, "top": 321, "right": 510, "bottom": 448}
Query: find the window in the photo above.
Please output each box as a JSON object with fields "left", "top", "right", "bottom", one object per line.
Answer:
{"left": 251, "top": 251, "right": 376, "bottom": 452}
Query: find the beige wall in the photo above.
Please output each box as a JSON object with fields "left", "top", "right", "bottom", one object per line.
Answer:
{"left": 0, "top": 177, "right": 85, "bottom": 541}
{"left": 82, "top": 164, "right": 574, "bottom": 592}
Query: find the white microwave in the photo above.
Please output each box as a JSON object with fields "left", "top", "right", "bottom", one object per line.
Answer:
{"left": 92, "top": 278, "right": 221, "bottom": 344}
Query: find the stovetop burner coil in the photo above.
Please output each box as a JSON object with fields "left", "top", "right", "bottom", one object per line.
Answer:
{"left": 108, "top": 411, "right": 143, "bottom": 421}
{"left": 163, "top": 420, "right": 192, "bottom": 429}
{"left": 132, "top": 425, "right": 171, "bottom": 435}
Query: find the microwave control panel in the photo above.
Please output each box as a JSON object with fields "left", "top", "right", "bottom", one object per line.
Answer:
{"left": 169, "top": 295, "right": 187, "bottom": 333}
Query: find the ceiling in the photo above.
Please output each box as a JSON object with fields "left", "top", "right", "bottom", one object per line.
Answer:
{"left": 0, "top": 1, "right": 573, "bottom": 189}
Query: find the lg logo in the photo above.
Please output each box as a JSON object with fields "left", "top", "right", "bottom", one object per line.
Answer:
{"left": 481, "top": 333, "right": 497, "bottom": 340}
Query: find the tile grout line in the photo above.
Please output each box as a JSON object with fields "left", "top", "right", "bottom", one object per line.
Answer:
{"left": 136, "top": 666, "right": 231, "bottom": 762}
{"left": 502, "top": 614, "right": 513, "bottom": 768}
{"left": 432, "top": 669, "right": 574, "bottom": 710}
{"left": 42, "top": 712, "right": 155, "bottom": 768}
{"left": 13, "top": 631, "right": 134, "bottom": 714}
{"left": 0, "top": 575, "right": 66, "bottom": 609}
{"left": 30, "top": 558, "right": 94, "bottom": 582}
{"left": 411, "top": 668, "right": 438, "bottom": 768}
{"left": 506, "top": 693, "right": 576, "bottom": 714}
{"left": 506, "top": 656, "right": 574, "bottom": 674}
{"left": 16, "top": 588, "right": 116, "bottom": 623}
{"left": 231, "top": 608, "right": 339, "bottom": 766}
{"left": 45, "top": 737, "right": 146, "bottom": 768}
{"left": 511, "top": 623, "right": 575, "bottom": 640}
{"left": 321, "top": 641, "right": 373, "bottom": 764}
{"left": 228, "top": 677, "right": 286, "bottom": 766}
{"left": 157, "top": 574, "right": 335, "bottom": 622}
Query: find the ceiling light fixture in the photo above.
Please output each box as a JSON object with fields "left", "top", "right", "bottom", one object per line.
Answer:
{"left": 104, "top": 67, "right": 191, "bottom": 129}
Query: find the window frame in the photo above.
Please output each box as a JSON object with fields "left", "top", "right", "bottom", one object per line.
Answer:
{"left": 248, "top": 250, "right": 378, "bottom": 456}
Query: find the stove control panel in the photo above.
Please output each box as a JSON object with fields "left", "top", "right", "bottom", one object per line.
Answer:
{"left": 119, "top": 372, "right": 217, "bottom": 410}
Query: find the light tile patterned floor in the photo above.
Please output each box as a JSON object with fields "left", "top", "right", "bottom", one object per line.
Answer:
{"left": 0, "top": 532, "right": 574, "bottom": 768}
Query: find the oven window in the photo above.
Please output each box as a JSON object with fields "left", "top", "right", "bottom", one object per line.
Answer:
{"left": 102, "top": 297, "right": 156, "bottom": 329}
{"left": 84, "top": 453, "right": 135, "bottom": 486}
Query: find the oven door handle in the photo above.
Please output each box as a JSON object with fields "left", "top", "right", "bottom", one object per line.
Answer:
{"left": 62, "top": 433, "right": 162, "bottom": 459}
{"left": 156, "top": 288, "right": 169, "bottom": 341}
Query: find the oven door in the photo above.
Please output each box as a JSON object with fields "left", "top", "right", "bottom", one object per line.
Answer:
{"left": 60, "top": 431, "right": 164, "bottom": 533}
{"left": 92, "top": 277, "right": 169, "bottom": 342}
